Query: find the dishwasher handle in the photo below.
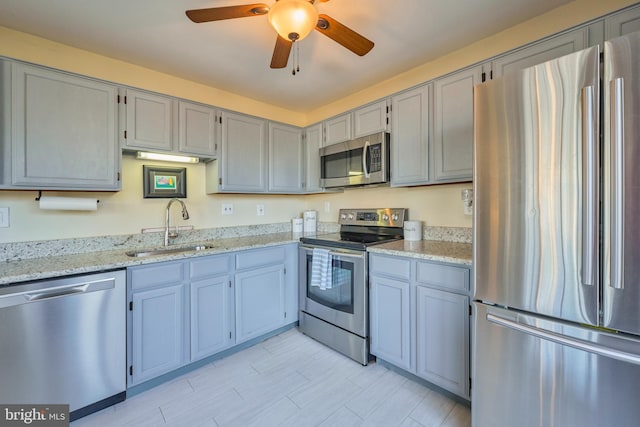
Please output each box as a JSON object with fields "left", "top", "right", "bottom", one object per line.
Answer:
{"left": 0, "top": 278, "right": 115, "bottom": 309}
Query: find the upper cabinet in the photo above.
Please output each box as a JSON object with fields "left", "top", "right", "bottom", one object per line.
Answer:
{"left": 491, "top": 27, "right": 589, "bottom": 78}
{"left": 120, "top": 88, "right": 218, "bottom": 158}
{"left": 324, "top": 112, "right": 352, "bottom": 146}
{"left": 303, "top": 123, "right": 324, "bottom": 193}
{"left": 390, "top": 84, "right": 431, "bottom": 187}
{"left": 353, "top": 99, "right": 389, "bottom": 138}
{"left": 268, "top": 122, "right": 304, "bottom": 193}
{"left": 605, "top": 4, "right": 640, "bottom": 39}
{"left": 2, "top": 61, "right": 120, "bottom": 190}
{"left": 432, "top": 65, "right": 483, "bottom": 182}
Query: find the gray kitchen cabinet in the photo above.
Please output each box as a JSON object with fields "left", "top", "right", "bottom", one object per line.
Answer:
{"left": 369, "top": 254, "right": 412, "bottom": 370}
{"left": 370, "top": 274, "right": 412, "bottom": 371}
{"left": 433, "top": 65, "right": 482, "bottom": 182}
{"left": 234, "top": 246, "right": 288, "bottom": 344}
{"left": 390, "top": 84, "right": 432, "bottom": 186}
{"left": 369, "top": 252, "right": 471, "bottom": 400}
{"left": 605, "top": 4, "right": 640, "bottom": 39}
{"left": 415, "top": 285, "right": 469, "bottom": 399}
{"left": 189, "top": 254, "right": 234, "bottom": 361}
{"left": 128, "top": 261, "right": 188, "bottom": 386}
{"left": 303, "top": 122, "right": 324, "bottom": 193}
{"left": 208, "top": 110, "right": 267, "bottom": 192}
{"left": 4, "top": 61, "right": 120, "bottom": 190}
{"left": 491, "top": 27, "right": 589, "bottom": 78}
{"left": 121, "top": 89, "right": 218, "bottom": 158}
{"left": 353, "top": 99, "right": 389, "bottom": 137}
{"left": 178, "top": 100, "right": 218, "bottom": 157}
{"left": 268, "top": 122, "right": 304, "bottom": 193}
{"left": 324, "top": 112, "right": 352, "bottom": 146}
{"left": 121, "top": 88, "right": 173, "bottom": 152}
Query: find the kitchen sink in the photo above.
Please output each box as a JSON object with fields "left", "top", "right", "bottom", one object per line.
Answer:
{"left": 125, "top": 244, "right": 218, "bottom": 258}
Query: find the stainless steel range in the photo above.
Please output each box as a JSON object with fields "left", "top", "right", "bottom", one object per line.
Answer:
{"left": 298, "top": 208, "right": 407, "bottom": 365}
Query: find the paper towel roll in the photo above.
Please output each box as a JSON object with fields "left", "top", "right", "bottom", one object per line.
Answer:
{"left": 403, "top": 220, "right": 423, "bottom": 241}
{"left": 39, "top": 196, "right": 98, "bottom": 211}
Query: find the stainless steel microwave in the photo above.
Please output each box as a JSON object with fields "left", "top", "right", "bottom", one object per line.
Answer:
{"left": 319, "top": 131, "right": 390, "bottom": 188}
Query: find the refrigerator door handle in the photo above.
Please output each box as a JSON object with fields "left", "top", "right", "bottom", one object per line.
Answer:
{"left": 487, "top": 312, "right": 640, "bottom": 366}
{"left": 610, "top": 77, "right": 625, "bottom": 290}
{"left": 581, "top": 85, "right": 597, "bottom": 286}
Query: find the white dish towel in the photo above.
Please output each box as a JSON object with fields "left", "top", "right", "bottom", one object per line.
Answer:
{"left": 310, "top": 248, "right": 333, "bottom": 290}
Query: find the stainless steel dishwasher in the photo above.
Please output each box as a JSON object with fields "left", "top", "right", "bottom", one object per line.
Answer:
{"left": 0, "top": 270, "right": 126, "bottom": 420}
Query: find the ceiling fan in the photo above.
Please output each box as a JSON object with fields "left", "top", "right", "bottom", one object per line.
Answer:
{"left": 185, "top": 0, "right": 374, "bottom": 69}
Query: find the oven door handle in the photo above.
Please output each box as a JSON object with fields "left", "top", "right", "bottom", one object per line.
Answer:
{"left": 301, "top": 246, "right": 365, "bottom": 259}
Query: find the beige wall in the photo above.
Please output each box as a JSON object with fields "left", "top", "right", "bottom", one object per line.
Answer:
{"left": 0, "top": 0, "right": 635, "bottom": 243}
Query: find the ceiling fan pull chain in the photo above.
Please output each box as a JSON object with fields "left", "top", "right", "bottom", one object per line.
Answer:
{"left": 292, "top": 41, "right": 296, "bottom": 75}
{"left": 296, "top": 41, "right": 300, "bottom": 74}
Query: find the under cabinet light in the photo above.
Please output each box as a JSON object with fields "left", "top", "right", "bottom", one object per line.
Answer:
{"left": 136, "top": 152, "right": 199, "bottom": 164}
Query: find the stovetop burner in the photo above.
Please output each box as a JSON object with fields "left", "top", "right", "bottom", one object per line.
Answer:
{"left": 300, "top": 208, "right": 407, "bottom": 251}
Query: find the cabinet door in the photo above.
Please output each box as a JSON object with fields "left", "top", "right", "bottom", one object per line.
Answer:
{"left": 268, "top": 122, "right": 304, "bottom": 193}
{"left": 433, "top": 66, "right": 481, "bottom": 182}
{"left": 191, "top": 275, "right": 233, "bottom": 361}
{"left": 304, "top": 123, "right": 323, "bottom": 193}
{"left": 415, "top": 285, "right": 469, "bottom": 399}
{"left": 353, "top": 100, "right": 389, "bottom": 137}
{"left": 178, "top": 101, "right": 217, "bottom": 157}
{"left": 123, "top": 89, "right": 173, "bottom": 151}
{"left": 235, "top": 264, "right": 285, "bottom": 344}
{"left": 492, "top": 28, "right": 588, "bottom": 78}
{"left": 370, "top": 275, "right": 411, "bottom": 371}
{"left": 390, "top": 84, "right": 431, "bottom": 186}
{"left": 605, "top": 5, "right": 640, "bottom": 39}
{"left": 131, "top": 284, "right": 185, "bottom": 384}
{"left": 324, "top": 112, "right": 352, "bottom": 145}
{"left": 11, "top": 63, "right": 120, "bottom": 190}
{"left": 220, "top": 111, "right": 267, "bottom": 192}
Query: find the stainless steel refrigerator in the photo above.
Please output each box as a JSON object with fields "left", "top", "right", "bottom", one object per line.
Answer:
{"left": 472, "top": 31, "right": 640, "bottom": 426}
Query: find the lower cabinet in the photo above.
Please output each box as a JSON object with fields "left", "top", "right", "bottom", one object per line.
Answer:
{"left": 369, "top": 253, "right": 471, "bottom": 400}
{"left": 127, "top": 243, "right": 297, "bottom": 387}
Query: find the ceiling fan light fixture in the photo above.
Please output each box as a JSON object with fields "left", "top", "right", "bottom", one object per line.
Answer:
{"left": 268, "top": 0, "right": 318, "bottom": 42}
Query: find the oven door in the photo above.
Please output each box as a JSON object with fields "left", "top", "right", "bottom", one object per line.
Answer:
{"left": 298, "top": 244, "right": 367, "bottom": 337}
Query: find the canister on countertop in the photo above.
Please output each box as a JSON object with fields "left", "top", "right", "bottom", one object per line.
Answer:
{"left": 303, "top": 210, "right": 317, "bottom": 233}
{"left": 292, "top": 217, "right": 304, "bottom": 233}
{"left": 403, "top": 220, "right": 423, "bottom": 241}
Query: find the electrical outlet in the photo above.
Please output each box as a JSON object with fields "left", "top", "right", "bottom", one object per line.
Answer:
{"left": 324, "top": 201, "right": 330, "bottom": 213}
{"left": 222, "top": 204, "right": 233, "bottom": 215}
{"left": 256, "top": 204, "right": 265, "bottom": 216}
{"left": 0, "top": 207, "right": 8, "bottom": 228}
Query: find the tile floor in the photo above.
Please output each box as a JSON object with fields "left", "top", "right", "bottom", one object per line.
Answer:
{"left": 73, "top": 329, "right": 471, "bottom": 427}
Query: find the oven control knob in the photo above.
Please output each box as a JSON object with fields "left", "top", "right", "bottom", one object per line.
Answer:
{"left": 391, "top": 213, "right": 399, "bottom": 221}
{"left": 348, "top": 213, "right": 355, "bottom": 220}
{"left": 341, "top": 213, "right": 347, "bottom": 220}
{"left": 382, "top": 214, "right": 389, "bottom": 222}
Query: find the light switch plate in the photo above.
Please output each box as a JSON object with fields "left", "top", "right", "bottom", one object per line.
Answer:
{"left": 0, "top": 207, "right": 9, "bottom": 227}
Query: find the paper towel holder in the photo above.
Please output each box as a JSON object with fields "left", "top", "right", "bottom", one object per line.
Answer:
{"left": 35, "top": 191, "right": 100, "bottom": 204}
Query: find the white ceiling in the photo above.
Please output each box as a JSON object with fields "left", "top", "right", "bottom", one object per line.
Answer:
{"left": 0, "top": 0, "right": 573, "bottom": 112}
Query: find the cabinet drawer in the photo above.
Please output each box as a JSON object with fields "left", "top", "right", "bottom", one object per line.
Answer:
{"left": 129, "top": 261, "right": 186, "bottom": 290}
{"left": 190, "top": 254, "right": 231, "bottom": 280}
{"left": 416, "top": 260, "right": 469, "bottom": 293}
{"left": 369, "top": 254, "right": 411, "bottom": 280}
{"left": 236, "top": 246, "right": 286, "bottom": 270}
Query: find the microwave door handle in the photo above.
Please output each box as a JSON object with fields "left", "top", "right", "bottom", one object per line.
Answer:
{"left": 362, "top": 140, "right": 371, "bottom": 178}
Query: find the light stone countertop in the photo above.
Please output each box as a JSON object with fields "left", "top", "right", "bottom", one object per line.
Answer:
{"left": 1, "top": 233, "right": 299, "bottom": 286}
{"left": 368, "top": 239, "right": 472, "bottom": 266}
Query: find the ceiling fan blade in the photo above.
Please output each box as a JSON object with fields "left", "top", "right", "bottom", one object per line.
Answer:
{"left": 315, "top": 14, "right": 374, "bottom": 56}
{"left": 271, "top": 35, "right": 293, "bottom": 69}
{"left": 186, "top": 4, "right": 269, "bottom": 23}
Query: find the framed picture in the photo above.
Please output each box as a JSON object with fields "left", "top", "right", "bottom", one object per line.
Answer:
{"left": 143, "top": 166, "right": 187, "bottom": 198}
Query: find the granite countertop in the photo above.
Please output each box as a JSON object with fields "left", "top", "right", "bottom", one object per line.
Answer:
{"left": 1, "top": 233, "right": 299, "bottom": 286}
{"left": 368, "top": 239, "right": 473, "bottom": 266}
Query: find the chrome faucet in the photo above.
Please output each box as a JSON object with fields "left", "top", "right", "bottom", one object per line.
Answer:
{"left": 164, "top": 198, "right": 190, "bottom": 246}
